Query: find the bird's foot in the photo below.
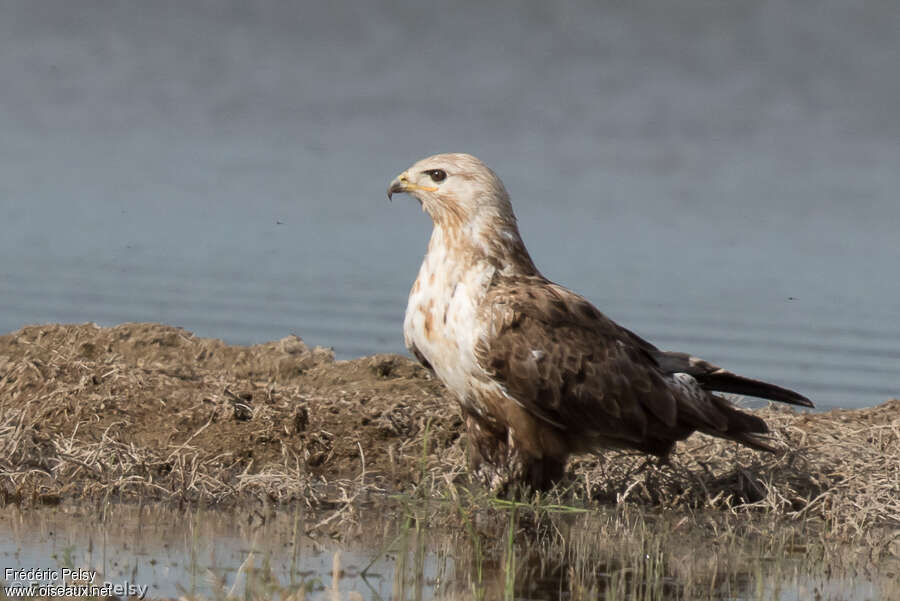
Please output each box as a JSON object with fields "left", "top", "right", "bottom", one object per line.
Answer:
{"left": 470, "top": 447, "right": 566, "bottom": 499}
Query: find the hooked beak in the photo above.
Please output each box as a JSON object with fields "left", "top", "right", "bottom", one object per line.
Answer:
{"left": 387, "top": 171, "right": 438, "bottom": 201}
{"left": 387, "top": 172, "right": 410, "bottom": 200}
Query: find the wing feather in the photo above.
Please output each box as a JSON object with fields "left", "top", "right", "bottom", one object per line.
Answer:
{"left": 474, "top": 276, "right": 680, "bottom": 448}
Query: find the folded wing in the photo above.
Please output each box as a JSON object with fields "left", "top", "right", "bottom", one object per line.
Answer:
{"left": 474, "top": 276, "right": 808, "bottom": 456}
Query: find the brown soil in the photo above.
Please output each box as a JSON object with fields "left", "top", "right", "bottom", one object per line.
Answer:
{"left": 0, "top": 323, "right": 898, "bottom": 538}
{"left": 0, "top": 322, "right": 460, "bottom": 507}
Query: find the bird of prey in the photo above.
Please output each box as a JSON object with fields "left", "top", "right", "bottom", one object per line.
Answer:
{"left": 388, "top": 153, "right": 813, "bottom": 493}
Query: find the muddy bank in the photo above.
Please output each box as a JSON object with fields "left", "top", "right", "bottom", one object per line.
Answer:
{"left": 0, "top": 324, "right": 897, "bottom": 534}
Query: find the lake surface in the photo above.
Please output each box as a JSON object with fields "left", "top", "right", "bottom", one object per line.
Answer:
{"left": 1, "top": 1, "right": 898, "bottom": 410}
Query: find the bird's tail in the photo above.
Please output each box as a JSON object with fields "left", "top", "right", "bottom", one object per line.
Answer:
{"left": 642, "top": 392, "right": 780, "bottom": 455}
{"left": 654, "top": 351, "right": 814, "bottom": 408}
{"left": 705, "top": 395, "right": 779, "bottom": 453}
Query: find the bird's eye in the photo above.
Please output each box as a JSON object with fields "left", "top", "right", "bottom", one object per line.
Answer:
{"left": 424, "top": 169, "right": 447, "bottom": 183}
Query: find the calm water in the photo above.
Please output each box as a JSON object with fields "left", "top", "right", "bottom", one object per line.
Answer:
{"left": 1, "top": 1, "right": 898, "bottom": 409}
{"left": 0, "top": 505, "right": 893, "bottom": 601}
{"left": 0, "top": 506, "right": 448, "bottom": 599}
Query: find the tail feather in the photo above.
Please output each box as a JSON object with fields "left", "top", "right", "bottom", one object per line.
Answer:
{"left": 696, "top": 396, "right": 780, "bottom": 453}
{"left": 695, "top": 371, "right": 813, "bottom": 408}
{"left": 654, "top": 351, "right": 814, "bottom": 408}
{"left": 727, "top": 432, "right": 779, "bottom": 453}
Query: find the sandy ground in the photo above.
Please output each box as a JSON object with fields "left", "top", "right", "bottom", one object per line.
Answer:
{"left": 0, "top": 323, "right": 897, "bottom": 542}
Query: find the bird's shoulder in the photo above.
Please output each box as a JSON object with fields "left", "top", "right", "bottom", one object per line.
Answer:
{"left": 477, "top": 275, "right": 656, "bottom": 351}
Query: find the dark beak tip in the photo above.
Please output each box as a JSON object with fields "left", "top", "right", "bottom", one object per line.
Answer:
{"left": 387, "top": 181, "right": 405, "bottom": 200}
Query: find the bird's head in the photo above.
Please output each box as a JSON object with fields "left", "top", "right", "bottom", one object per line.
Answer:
{"left": 388, "top": 153, "right": 515, "bottom": 229}
{"left": 389, "top": 153, "right": 537, "bottom": 274}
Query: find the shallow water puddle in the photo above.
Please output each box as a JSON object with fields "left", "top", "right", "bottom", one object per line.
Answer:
{"left": 0, "top": 505, "right": 450, "bottom": 600}
{"left": 0, "top": 503, "right": 894, "bottom": 600}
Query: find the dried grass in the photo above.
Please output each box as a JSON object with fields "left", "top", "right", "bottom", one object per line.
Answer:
{"left": 0, "top": 323, "right": 897, "bottom": 549}
{"left": 0, "top": 323, "right": 454, "bottom": 512}
{"left": 569, "top": 400, "right": 900, "bottom": 541}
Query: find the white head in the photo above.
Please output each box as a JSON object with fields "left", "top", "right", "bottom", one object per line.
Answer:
{"left": 388, "top": 153, "right": 536, "bottom": 273}
{"left": 388, "top": 153, "right": 517, "bottom": 230}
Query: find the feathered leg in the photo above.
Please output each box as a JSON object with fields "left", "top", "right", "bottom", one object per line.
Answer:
{"left": 465, "top": 413, "right": 566, "bottom": 495}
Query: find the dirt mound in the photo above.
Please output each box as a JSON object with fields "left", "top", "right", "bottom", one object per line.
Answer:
{"left": 0, "top": 323, "right": 897, "bottom": 538}
{"left": 0, "top": 323, "right": 460, "bottom": 506}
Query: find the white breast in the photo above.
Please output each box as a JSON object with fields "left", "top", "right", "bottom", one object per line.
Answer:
{"left": 403, "top": 231, "right": 495, "bottom": 399}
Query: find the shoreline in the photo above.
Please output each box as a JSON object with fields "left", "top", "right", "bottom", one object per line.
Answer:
{"left": 0, "top": 322, "right": 897, "bottom": 539}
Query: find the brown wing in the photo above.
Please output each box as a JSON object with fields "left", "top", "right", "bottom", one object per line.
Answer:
{"left": 474, "top": 276, "right": 717, "bottom": 454}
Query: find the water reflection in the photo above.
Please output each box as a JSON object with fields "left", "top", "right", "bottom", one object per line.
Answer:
{"left": 0, "top": 503, "right": 893, "bottom": 600}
